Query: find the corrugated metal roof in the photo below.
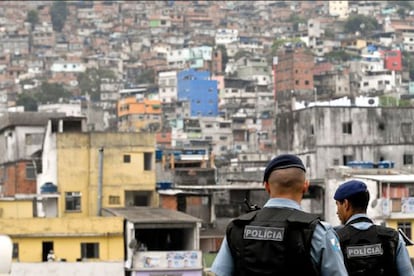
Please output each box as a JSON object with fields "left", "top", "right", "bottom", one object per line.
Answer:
{"left": 103, "top": 207, "right": 202, "bottom": 224}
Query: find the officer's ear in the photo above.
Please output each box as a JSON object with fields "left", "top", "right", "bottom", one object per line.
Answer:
{"left": 264, "top": 181, "right": 271, "bottom": 194}
{"left": 302, "top": 179, "right": 309, "bottom": 194}
{"left": 343, "top": 199, "right": 351, "bottom": 210}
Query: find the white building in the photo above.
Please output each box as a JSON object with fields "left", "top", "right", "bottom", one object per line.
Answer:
{"left": 158, "top": 71, "right": 177, "bottom": 103}
{"left": 215, "top": 29, "right": 239, "bottom": 45}
{"left": 328, "top": 1, "right": 349, "bottom": 19}
{"left": 50, "top": 62, "right": 86, "bottom": 73}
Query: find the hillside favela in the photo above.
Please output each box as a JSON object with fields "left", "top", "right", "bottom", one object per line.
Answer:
{"left": 2, "top": 0, "right": 414, "bottom": 275}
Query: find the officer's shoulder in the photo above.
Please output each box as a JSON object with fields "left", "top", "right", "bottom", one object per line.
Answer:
{"left": 316, "top": 220, "right": 335, "bottom": 231}
{"left": 231, "top": 209, "right": 259, "bottom": 223}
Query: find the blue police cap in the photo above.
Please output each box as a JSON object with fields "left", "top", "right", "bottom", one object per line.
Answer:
{"left": 334, "top": 180, "right": 368, "bottom": 201}
{"left": 263, "top": 154, "right": 306, "bottom": 183}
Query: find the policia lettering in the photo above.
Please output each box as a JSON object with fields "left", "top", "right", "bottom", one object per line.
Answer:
{"left": 346, "top": 243, "right": 383, "bottom": 258}
{"left": 243, "top": 225, "right": 284, "bottom": 241}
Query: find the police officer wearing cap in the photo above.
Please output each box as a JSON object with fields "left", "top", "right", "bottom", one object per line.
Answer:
{"left": 334, "top": 179, "right": 414, "bottom": 276}
{"left": 210, "top": 154, "right": 347, "bottom": 276}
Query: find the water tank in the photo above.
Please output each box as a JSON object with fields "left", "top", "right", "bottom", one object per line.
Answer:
{"left": 155, "top": 150, "right": 163, "bottom": 161}
{"left": 40, "top": 182, "right": 57, "bottom": 194}
{"left": 378, "top": 160, "right": 395, "bottom": 169}
{"left": 156, "top": 182, "right": 173, "bottom": 190}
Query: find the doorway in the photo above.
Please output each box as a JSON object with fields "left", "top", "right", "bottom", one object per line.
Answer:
{"left": 42, "top": 241, "right": 54, "bottom": 262}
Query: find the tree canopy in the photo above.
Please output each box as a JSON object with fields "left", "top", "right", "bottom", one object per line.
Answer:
{"left": 51, "top": 1, "right": 68, "bottom": 32}
{"left": 16, "top": 82, "right": 72, "bottom": 111}
{"left": 26, "top": 10, "right": 39, "bottom": 28}
{"left": 343, "top": 14, "right": 379, "bottom": 35}
{"left": 77, "top": 68, "right": 117, "bottom": 101}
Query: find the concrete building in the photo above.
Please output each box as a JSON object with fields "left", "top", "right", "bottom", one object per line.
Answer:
{"left": 276, "top": 106, "right": 414, "bottom": 181}
{"left": 325, "top": 167, "right": 414, "bottom": 258}
{"left": 274, "top": 47, "right": 314, "bottom": 110}
{"left": 0, "top": 112, "right": 64, "bottom": 196}
{"left": 158, "top": 70, "right": 177, "bottom": 104}
{"left": 117, "top": 96, "right": 162, "bottom": 132}
{"left": 36, "top": 116, "right": 158, "bottom": 218}
{"left": 328, "top": 1, "right": 349, "bottom": 19}
{"left": 0, "top": 216, "right": 124, "bottom": 263}
{"left": 177, "top": 68, "right": 218, "bottom": 117}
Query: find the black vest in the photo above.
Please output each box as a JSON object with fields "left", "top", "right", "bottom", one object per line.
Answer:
{"left": 226, "top": 207, "right": 320, "bottom": 276}
{"left": 336, "top": 217, "right": 399, "bottom": 276}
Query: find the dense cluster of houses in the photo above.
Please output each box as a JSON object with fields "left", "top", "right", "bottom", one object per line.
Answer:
{"left": 2, "top": 0, "right": 414, "bottom": 274}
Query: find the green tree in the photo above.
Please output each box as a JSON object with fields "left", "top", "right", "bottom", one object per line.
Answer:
{"left": 233, "top": 50, "right": 253, "bottom": 61}
{"left": 397, "top": 8, "right": 406, "bottom": 19}
{"left": 51, "top": 1, "right": 68, "bottom": 32}
{"left": 77, "top": 68, "right": 117, "bottom": 101}
{"left": 270, "top": 38, "right": 302, "bottom": 56}
{"left": 343, "top": 14, "right": 379, "bottom": 35}
{"left": 325, "top": 49, "right": 356, "bottom": 62}
{"left": 402, "top": 51, "right": 414, "bottom": 80}
{"left": 26, "top": 10, "right": 39, "bottom": 29}
{"left": 35, "top": 82, "right": 72, "bottom": 103}
{"left": 135, "top": 68, "right": 155, "bottom": 84}
{"left": 16, "top": 93, "right": 38, "bottom": 111}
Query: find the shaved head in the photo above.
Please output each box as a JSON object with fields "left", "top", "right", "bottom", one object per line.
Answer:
{"left": 266, "top": 167, "right": 307, "bottom": 199}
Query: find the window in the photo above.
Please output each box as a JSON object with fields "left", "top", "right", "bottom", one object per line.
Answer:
{"left": 65, "top": 192, "right": 81, "bottom": 211}
{"left": 404, "top": 154, "right": 413, "bottom": 165}
{"left": 26, "top": 161, "right": 36, "bottom": 179}
{"left": 109, "top": 195, "right": 120, "bottom": 205}
{"left": 81, "top": 243, "right": 99, "bottom": 259}
{"left": 333, "top": 159, "right": 340, "bottom": 166}
{"left": 144, "top": 152, "right": 152, "bottom": 171}
{"left": 25, "top": 133, "right": 44, "bottom": 145}
{"left": 12, "top": 243, "right": 18, "bottom": 259}
{"left": 123, "top": 154, "right": 131, "bottom": 163}
{"left": 402, "top": 123, "right": 412, "bottom": 135}
{"left": 398, "top": 222, "right": 412, "bottom": 240}
{"left": 342, "top": 122, "right": 352, "bottom": 134}
{"left": 343, "top": 155, "right": 353, "bottom": 166}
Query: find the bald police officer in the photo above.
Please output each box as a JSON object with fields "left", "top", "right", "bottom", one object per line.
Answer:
{"left": 334, "top": 179, "right": 414, "bottom": 276}
{"left": 211, "top": 154, "right": 347, "bottom": 276}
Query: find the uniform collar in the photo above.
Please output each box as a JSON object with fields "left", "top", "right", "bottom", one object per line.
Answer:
{"left": 345, "top": 213, "right": 370, "bottom": 225}
{"left": 263, "top": 198, "right": 302, "bottom": 210}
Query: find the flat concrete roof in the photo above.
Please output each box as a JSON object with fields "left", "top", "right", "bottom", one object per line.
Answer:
{"left": 353, "top": 174, "right": 414, "bottom": 183}
{"left": 103, "top": 207, "right": 202, "bottom": 227}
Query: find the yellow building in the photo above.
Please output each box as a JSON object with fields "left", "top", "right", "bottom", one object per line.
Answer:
{"left": 0, "top": 216, "right": 123, "bottom": 262}
{"left": 0, "top": 117, "right": 159, "bottom": 263}
{"left": 54, "top": 131, "right": 158, "bottom": 218}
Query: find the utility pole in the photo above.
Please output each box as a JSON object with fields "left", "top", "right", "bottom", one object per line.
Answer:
{"left": 97, "top": 147, "right": 104, "bottom": 216}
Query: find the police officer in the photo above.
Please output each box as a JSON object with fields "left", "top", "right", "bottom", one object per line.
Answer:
{"left": 334, "top": 179, "right": 414, "bottom": 276}
{"left": 210, "top": 154, "right": 347, "bottom": 276}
